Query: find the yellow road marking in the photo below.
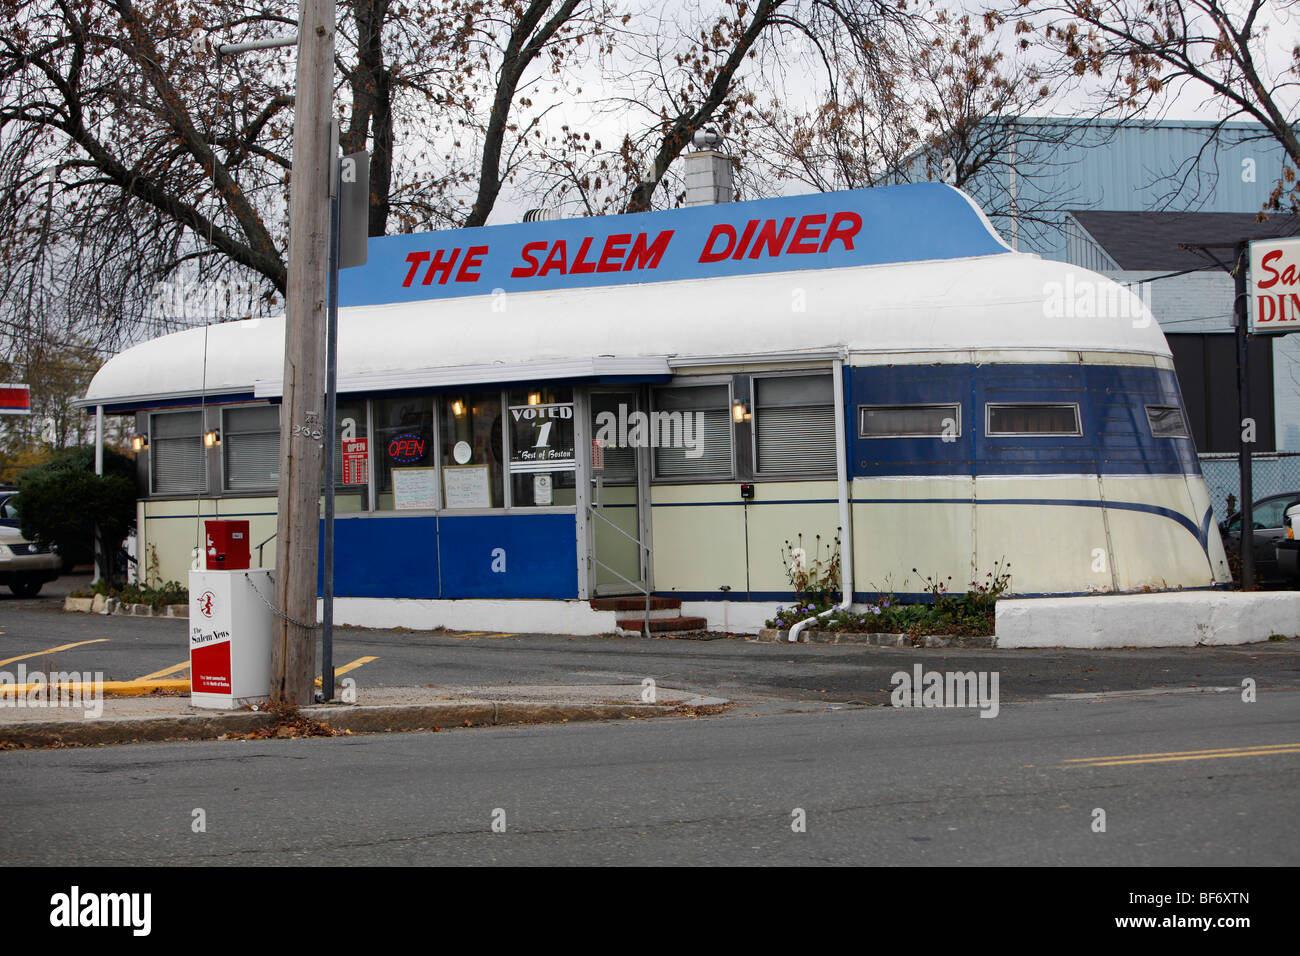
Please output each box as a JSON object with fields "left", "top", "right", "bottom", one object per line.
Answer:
{"left": 313, "top": 655, "right": 378, "bottom": 687}
{"left": 0, "top": 639, "right": 109, "bottom": 668}
{"left": 1064, "top": 742, "right": 1300, "bottom": 763}
{"left": 0, "top": 679, "right": 189, "bottom": 698}
{"left": 473, "top": 632, "right": 514, "bottom": 639}
{"left": 136, "top": 660, "right": 191, "bottom": 681}
{"left": 1066, "top": 743, "right": 1300, "bottom": 768}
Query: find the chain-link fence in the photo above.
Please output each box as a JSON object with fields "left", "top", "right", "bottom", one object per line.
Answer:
{"left": 1199, "top": 453, "right": 1300, "bottom": 523}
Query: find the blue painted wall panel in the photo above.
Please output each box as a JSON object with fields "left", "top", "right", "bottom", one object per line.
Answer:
{"left": 320, "top": 516, "right": 438, "bottom": 599}
{"left": 438, "top": 513, "right": 578, "bottom": 599}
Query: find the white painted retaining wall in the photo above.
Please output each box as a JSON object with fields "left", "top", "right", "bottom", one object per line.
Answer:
{"left": 326, "top": 598, "right": 620, "bottom": 635}
{"left": 996, "top": 592, "right": 1300, "bottom": 648}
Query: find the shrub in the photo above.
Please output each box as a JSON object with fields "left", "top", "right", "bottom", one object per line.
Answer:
{"left": 766, "top": 560, "right": 1013, "bottom": 637}
{"left": 17, "top": 445, "right": 137, "bottom": 583}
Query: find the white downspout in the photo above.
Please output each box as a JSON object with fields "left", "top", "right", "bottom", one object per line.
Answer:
{"left": 92, "top": 404, "right": 103, "bottom": 585}
{"left": 789, "top": 355, "right": 854, "bottom": 642}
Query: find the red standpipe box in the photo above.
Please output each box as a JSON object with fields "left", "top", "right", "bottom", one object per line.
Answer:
{"left": 205, "top": 519, "right": 250, "bottom": 570}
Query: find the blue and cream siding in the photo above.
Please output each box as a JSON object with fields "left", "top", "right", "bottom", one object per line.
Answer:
{"left": 650, "top": 353, "right": 1228, "bottom": 603}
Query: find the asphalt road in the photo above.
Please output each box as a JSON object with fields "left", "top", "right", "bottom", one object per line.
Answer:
{"left": 2, "top": 585, "right": 1298, "bottom": 705}
{"left": 1, "top": 690, "right": 1296, "bottom": 865}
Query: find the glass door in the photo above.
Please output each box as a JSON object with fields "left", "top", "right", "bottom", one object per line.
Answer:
{"left": 588, "top": 389, "right": 647, "bottom": 595}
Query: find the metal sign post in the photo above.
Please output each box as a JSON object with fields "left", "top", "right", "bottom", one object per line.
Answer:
{"left": 1235, "top": 241, "right": 1254, "bottom": 590}
{"left": 321, "top": 132, "right": 370, "bottom": 703}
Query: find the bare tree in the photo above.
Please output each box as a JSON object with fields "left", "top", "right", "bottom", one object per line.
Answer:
{"left": 1008, "top": 0, "right": 1300, "bottom": 211}
{"left": 0, "top": 0, "right": 602, "bottom": 360}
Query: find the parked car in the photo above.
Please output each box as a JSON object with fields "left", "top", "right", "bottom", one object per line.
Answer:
{"left": 0, "top": 524, "right": 60, "bottom": 597}
{"left": 1219, "top": 492, "right": 1300, "bottom": 587}
{"left": 1275, "top": 501, "right": 1300, "bottom": 586}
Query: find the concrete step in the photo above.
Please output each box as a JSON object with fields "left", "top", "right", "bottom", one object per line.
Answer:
{"left": 590, "top": 596, "right": 682, "bottom": 612}
{"left": 616, "top": 616, "right": 709, "bottom": 633}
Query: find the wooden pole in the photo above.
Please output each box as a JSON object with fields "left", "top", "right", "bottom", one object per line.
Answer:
{"left": 272, "top": 0, "right": 335, "bottom": 705}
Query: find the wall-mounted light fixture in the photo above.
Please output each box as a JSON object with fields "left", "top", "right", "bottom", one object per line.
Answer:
{"left": 451, "top": 399, "right": 465, "bottom": 418}
{"left": 131, "top": 434, "right": 149, "bottom": 453}
{"left": 732, "top": 400, "right": 751, "bottom": 423}
{"left": 204, "top": 428, "right": 221, "bottom": 448}
{"left": 527, "top": 392, "right": 541, "bottom": 406}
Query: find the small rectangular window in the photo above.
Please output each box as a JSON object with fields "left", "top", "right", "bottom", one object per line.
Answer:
{"left": 858, "top": 404, "right": 959, "bottom": 439}
{"left": 151, "top": 411, "right": 205, "bottom": 494}
{"left": 1145, "top": 404, "right": 1189, "bottom": 439}
{"left": 223, "top": 405, "right": 280, "bottom": 491}
{"left": 986, "top": 403, "right": 1081, "bottom": 436}
{"left": 651, "top": 384, "right": 732, "bottom": 479}
{"left": 755, "top": 374, "right": 836, "bottom": 473}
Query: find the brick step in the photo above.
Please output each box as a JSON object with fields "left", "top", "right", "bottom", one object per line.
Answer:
{"left": 590, "top": 596, "right": 682, "bottom": 612}
{"left": 616, "top": 616, "right": 709, "bottom": 633}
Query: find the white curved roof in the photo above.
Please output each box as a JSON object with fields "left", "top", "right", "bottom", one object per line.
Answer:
{"left": 84, "top": 252, "right": 1170, "bottom": 407}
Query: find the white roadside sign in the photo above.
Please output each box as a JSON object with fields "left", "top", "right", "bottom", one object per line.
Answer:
{"left": 1249, "top": 236, "right": 1300, "bottom": 334}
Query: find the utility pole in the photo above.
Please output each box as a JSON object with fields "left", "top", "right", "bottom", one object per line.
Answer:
{"left": 272, "top": 0, "right": 336, "bottom": 705}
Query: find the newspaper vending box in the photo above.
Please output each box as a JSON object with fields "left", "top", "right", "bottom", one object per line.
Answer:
{"left": 188, "top": 568, "right": 274, "bottom": 709}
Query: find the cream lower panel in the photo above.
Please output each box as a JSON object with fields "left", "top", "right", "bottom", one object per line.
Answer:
{"left": 140, "top": 497, "right": 278, "bottom": 584}
{"left": 650, "top": 484, "right": 746, "bottom": 593}
{"left": 851, "top": 478, "right": 974, "bottom": 595}
{"left": 1100, "top": 476, "right": 1221, "bottom": 589}
{"left": 1184, "top": 475, "right": 1231, "bottom": 583}
{"left": 974, "top": 476, "right": 1111, "bottom": 594}
{"left": 593, "top": 484, "right": 641, "bottom": 590}
{"left": 743, "top": 482, "right": 840, "bottom": 594}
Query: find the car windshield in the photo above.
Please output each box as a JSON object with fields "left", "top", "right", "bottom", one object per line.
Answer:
{"left": 1226, "top": 496, "right": 1295, "bottom": 532}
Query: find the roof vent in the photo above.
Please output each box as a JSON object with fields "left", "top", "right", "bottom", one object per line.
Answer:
{"left": 523, "top": 208, "right": 559, "bottom": 222}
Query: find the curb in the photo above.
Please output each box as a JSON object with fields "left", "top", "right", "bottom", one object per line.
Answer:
{"left": 63, "top": 596, "right": 188, "bottom": 618}
{"left": 0, "top": 700, "right": 692, "bottom": 748}
{"left": 754, "top": 628, "right": 995, "bottom": 647}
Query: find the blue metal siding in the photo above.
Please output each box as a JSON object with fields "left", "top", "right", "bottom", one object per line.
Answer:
{"left": 944, "top": 120, "right": 1291, "bottom": 261}
{"left": 320, "top": 516, "right": 438, "bottom": 599}
{"left": 321, "top": 512, "right": 578, "bottom": 600}
{"left": 850, "top": 364, "right": 975, "bottom": 476}
{"left": 438, "top": 513, "right": 578, "bottom": 598}
{"left": 849, "top": 363, "right": 1200, "bottom": 477}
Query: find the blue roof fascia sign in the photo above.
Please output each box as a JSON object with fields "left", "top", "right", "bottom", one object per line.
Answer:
{"left": 339, "top": 182, "right": 1010, "bottom": 308}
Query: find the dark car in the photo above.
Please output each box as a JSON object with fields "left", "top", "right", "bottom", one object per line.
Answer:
{"left": 1220, "top": 492, "right": 1300, "bottom": 587}
{"left": 0, "top": 487, "right": 17, "bottom": 528}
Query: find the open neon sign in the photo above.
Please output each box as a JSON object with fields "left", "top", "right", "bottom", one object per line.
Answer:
{"left": 388, "top": 433, "right": 426, "bottom": 462}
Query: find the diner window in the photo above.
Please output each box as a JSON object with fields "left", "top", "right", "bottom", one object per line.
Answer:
{"left": 223, "top": 405, "right": 279, "bottom": 491}
{"left": 375, "top": 396, "right": 436, "bottom": 510}
{"left": 859, "top": 404, "right": 960, "bottom": 439}
{"left": 440, "top": 391, "right": 505, "bottom": 508}
{"left": 333, "top": 399, "right": 370, "bottom": 512}
{"left": 754, "top": 374, "right": 835, "bottom": 474}
{"left": 508, "top": 387, "right": 576, "bottom": 507}
{"left": 150, "top": 410, "right": 205, "bottom": 494}
{"left": 986, "top": 403, "right": 1081, "bottom": 436}
{"left": 1145, "top": 404, "right": 1189, "bottom": 439}
{"left": 651, "top": 383, "right": 733, "bottom": 479}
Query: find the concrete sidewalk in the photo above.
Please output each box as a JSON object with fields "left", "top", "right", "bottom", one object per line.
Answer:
{"left": 0, "top": 684, "right": 731, "bottom": 748}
